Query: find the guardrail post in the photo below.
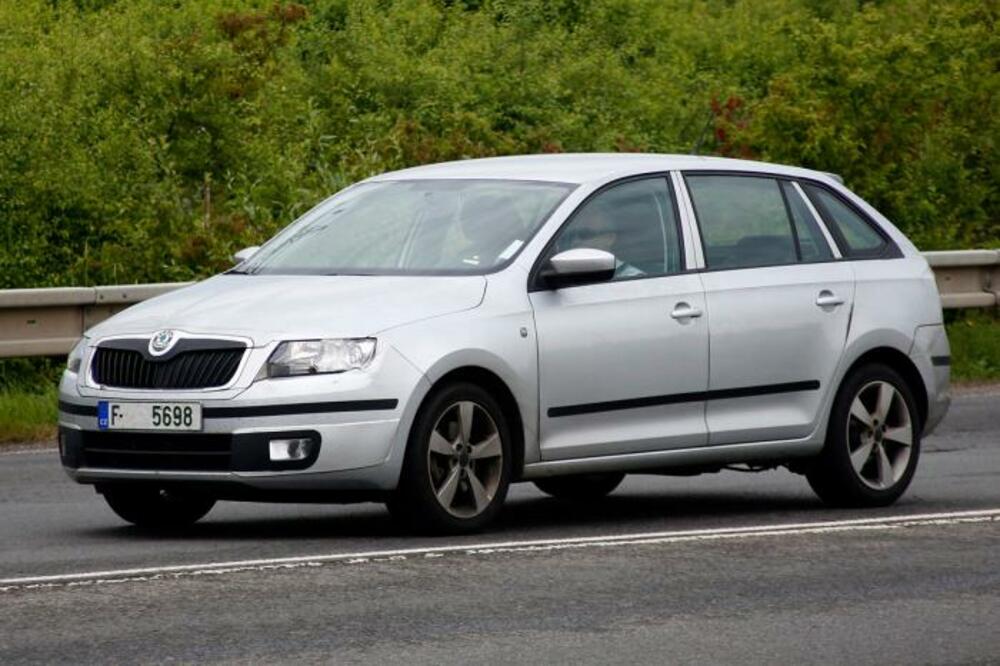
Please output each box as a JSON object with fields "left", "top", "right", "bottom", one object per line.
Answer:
{"left": 990, "top": 261, "right": 1000, "bottom": 311}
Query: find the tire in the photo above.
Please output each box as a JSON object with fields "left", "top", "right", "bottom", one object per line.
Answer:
{"left": 533, "top": 473, "right": 625, "bottom": 501}
{"left": 388, "top": 382, "right": 512, "bottom": 535}
{"left": 100, "top": 484, "right": 216, "bottom": 528}
{"left": 807, "top": 363, "right": 921, "bottom": 507}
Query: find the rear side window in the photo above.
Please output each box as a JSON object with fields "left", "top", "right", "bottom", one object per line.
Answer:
{"left": 781, "top": 181, "right": 833, "bottom": 262}
{"left": 802, "top": 184, "right": 887, "bottom": 258}
{"left": 685, "top": 175, "right": 798, "bottom": 270}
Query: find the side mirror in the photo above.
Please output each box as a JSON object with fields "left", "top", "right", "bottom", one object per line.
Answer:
{"left": 540, "top": 248, "right": 616, "bottom": 289}
{"left": 232, "top": 246, "right": 260, "bottom": 266}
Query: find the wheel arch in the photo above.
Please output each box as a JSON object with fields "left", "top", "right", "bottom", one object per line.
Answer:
{"left": 839, "top": 346, "right": 929, "bottom": 429}
{"left": 415, "top": 365, "right": 527, "bottom": 480}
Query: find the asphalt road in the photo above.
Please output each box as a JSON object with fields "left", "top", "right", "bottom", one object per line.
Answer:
{"left": 1, "top": 389, "right": 998, "bottom": 664}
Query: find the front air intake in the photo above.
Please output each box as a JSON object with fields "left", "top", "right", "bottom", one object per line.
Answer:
{"left": 78, "top": 431, "right": 233, "bottom": 471}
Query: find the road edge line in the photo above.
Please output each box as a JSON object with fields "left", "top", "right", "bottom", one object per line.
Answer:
{"left": 2, "top": 508, "right": 999, "bottom": 590}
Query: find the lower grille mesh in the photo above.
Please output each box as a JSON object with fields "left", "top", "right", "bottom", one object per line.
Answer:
{"left": 79, "top": 431, "right": 232, "bottom": 471}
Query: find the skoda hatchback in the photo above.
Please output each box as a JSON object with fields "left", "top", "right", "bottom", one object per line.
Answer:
{"left": 58, "top": 154, "right": 951, "bottom": 534}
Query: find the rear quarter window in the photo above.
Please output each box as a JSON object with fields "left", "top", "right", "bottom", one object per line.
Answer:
{"left": 801, "top": 184, "right": 890, "bottom": 258}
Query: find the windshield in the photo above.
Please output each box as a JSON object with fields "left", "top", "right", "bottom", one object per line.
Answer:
{"left": 239, "top": 179, "right": 574, "bottom": 276}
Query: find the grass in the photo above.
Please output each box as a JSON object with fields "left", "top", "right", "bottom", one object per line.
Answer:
{"left": 0, "top": 314, "right": 995, "bottom": 446}
{"left": 0, "top": 384, "right": 58, "bottom": 444}
{"left": 946, "top": 312, "right": 1000, "bottom": 382}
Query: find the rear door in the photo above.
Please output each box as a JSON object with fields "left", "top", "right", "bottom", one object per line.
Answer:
{"left": 681, "top": 173, "right": 854, "bottom": 445}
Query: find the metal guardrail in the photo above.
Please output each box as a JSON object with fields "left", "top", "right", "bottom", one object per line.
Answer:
{"left": 0, "top": 250, "right": 995, "bottom": 359}
{"left": 0, "top": 283, "right": 192, "bottom": 358}
{"left": 923, "top": 250, "right": 1000, "bottom": 310}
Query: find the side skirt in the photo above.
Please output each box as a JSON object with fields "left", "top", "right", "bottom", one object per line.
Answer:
{"left": 520, "top": 437, "right": 823, "bottom": 480}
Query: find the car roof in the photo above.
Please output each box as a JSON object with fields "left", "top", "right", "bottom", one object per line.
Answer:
{"left": 366, "top": 153, "right": 839, "bottom": 186}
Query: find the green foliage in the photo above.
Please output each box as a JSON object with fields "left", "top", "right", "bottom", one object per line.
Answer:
{"left": 0, "top": 0, "right": 997, "bottom": 290}
{"left": 729, "top": 1, "right": 1000, "bottom": 250}
{"left": 0, "top": 385, "right": 58, "bottom": 444}
{"left": 0, "top": 358, "right": 63, "bottom": 392}
{"left": 946, "top": 311, "right": 1000, "bottom": 382}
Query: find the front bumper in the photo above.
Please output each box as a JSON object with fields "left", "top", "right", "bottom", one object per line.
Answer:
{"left": 58, "top": 345, "right": 430, "bottom": 492}
{"left": 57, "top": 425, "right": 403, "bottom": 493}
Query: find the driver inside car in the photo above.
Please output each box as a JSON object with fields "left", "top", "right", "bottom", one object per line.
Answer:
{"left": 562, "top": 204, "right": 644, "bottom": 279}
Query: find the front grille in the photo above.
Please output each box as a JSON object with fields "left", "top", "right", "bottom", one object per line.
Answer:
{"left": 79, "top": 431, "right": 232, "bottom": 471}
{"left": 92, "top": 347, "right": 245, "bottom": 389}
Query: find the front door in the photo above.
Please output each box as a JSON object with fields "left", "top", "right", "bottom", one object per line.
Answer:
{"left": 530, "top": 177, "right": 710, "bottom": 460}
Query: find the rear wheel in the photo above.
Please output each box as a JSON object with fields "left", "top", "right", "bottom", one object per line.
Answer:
{"left": 533, "top": 473, "right": 625, "bottom": 501}
{"left": 100, "top": 484, "right": 216, "bottom": 528}
{"left": 807, "top": 363, "right": 921, "bottom": 507}
{"left": 388, "top": 382, "right": 512, "bottom": 534}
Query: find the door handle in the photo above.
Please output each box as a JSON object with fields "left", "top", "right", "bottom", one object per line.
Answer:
{"left": 816, "top": 290, "right": 845, "bottom": 307}
{"left": 670, "top": 303, "right": 703, "bottom": 320}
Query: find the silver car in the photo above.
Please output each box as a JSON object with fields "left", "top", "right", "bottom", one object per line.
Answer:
{"left": 58, "top": 154, "right": 951, "bottom": 534}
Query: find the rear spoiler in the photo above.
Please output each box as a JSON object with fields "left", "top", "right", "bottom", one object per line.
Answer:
{"left": 821, "top": 171, "right": 844, "bottom": 185}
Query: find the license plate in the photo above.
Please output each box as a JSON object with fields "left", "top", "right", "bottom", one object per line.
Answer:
{"left": 98, "top": 401, "right": 202, "bottom": 431}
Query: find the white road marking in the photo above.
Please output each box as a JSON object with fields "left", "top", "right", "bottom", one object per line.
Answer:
{"left": 0, "top": 446, "right": 57, "bottom": 456}
{"left": 2, "top": 508, "right": 999, "bottom": 592}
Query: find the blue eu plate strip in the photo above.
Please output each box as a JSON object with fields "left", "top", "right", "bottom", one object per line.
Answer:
{"left": 97, "top": 401, "right": 110, "bottom": 430}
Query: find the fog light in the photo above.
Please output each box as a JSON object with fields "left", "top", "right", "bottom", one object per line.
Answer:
{"left": 269, "top": 437, "right": 315, "bottom": 462}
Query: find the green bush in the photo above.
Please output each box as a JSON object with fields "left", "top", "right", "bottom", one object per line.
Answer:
{"left": 0, "top": 0, "right": 997, "bottom": 291}
{"left": 0, "top": 385, "right": 58, "bottom": 444}
{"left": 946, "top": 311, "right": 1000, "bottom": 382}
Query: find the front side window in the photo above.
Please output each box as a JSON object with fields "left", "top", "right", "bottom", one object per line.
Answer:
{"left": 802, "top": 184, "right": 887, "bottom": 257}
{"left": 546, "top": 178, "right": 683, "bottom": 281}
{"left": 239, "top": 179, "right": 574, "bottom": 275}
{"left": 686, "top": 175, "right": 799, "bottom": 270}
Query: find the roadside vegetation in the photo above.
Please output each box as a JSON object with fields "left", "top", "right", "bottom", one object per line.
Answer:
{"left": 0, "top": 386, "right": 59, "bottom": 445}
{"left": 0, "top": 0, "right": 997, "bottom": 290}
{"left": 0, "top": 360, "right": 61, "bottom": 444}
{"left": 946, "top": 312, "right": 1000, "bottom": 384}
{"left": 0, "top": 0, "right": 997, "bottom": 443}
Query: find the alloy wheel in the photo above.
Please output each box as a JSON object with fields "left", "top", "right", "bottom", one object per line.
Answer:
{"left": 846, "top": 380, "right": 914, "bottom": 490}
{"left": 427, "top": 401, "right": 504, "bottom": 518}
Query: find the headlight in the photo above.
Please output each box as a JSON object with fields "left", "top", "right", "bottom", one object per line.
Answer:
{"left": 67, "top": 338, "right": 87, "bottom": 374}
{"left": 262, "top": 338, "right": 377, "bottom": 378}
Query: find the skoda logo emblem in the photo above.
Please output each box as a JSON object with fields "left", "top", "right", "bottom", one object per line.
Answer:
{"left": 149, "top": 329, "right": 176, "bottom": 356}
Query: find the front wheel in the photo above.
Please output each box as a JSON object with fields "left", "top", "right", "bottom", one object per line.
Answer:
{"left": 388, "top": 382, "right": 512, "bottom": 535}
{"left": 100, "top": 484, "right": 216, "bottom": 528}
{"left": 807, "top": 363, "right": 921, "bottom": 507}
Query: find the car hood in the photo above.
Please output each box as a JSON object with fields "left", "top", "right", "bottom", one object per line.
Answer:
{"left": 85, "top": 274, "right": 487, "bottom": 345}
